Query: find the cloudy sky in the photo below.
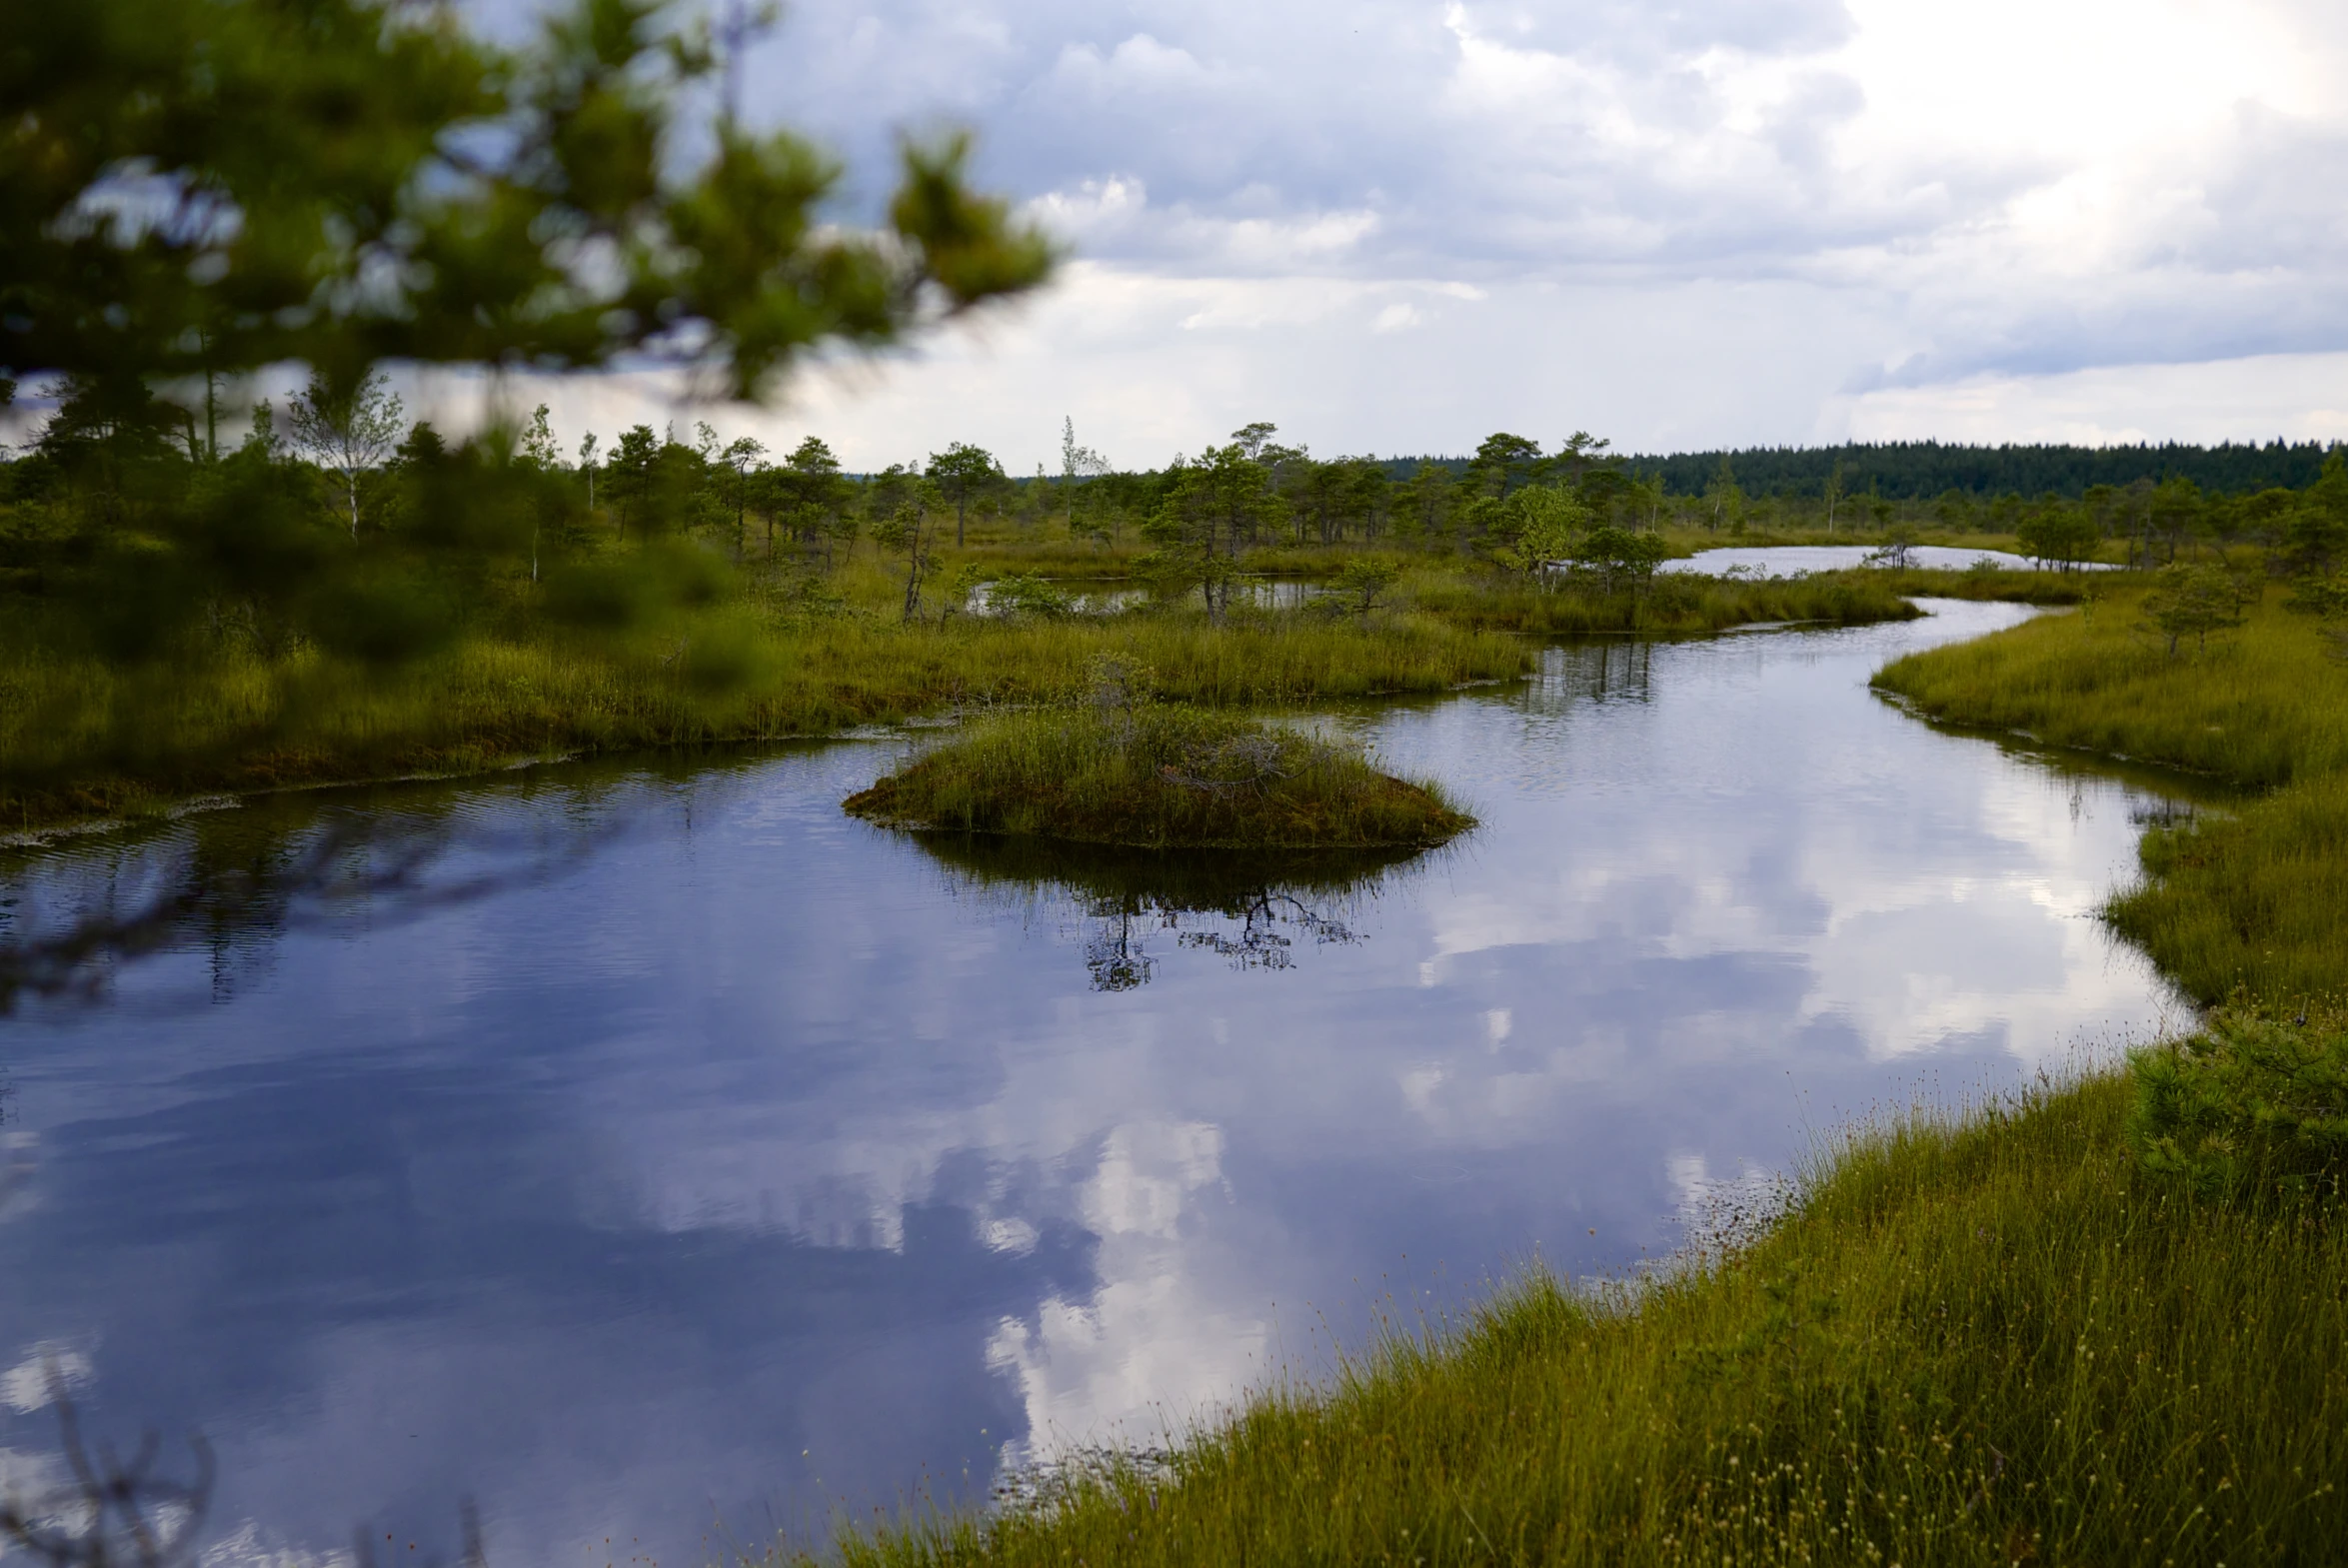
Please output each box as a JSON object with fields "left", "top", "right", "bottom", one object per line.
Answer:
{"left": 499, "top": 0, "right": 2348, "bottom": 470}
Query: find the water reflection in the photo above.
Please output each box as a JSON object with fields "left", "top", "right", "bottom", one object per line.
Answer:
{"left": 908, "top": 835, "right": 1432, "bottom": 988}
{"left": 963, "top": 578, "right": 1324, "bottom": 619}
{"left": 0, "top": 781, "right": 649, "bottom": 1012}
{"left": 0, "top": 601, "right": 2191, "bottom": 1568}
{"left": 1662, "top": 545, "right": 2119, "bottom": 577}
{"left": 1520, "top": 640, "right": 1656, "bottom": 712}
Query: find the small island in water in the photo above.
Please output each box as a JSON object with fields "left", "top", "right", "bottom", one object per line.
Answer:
{"left": 844, "top": 702, "right": 1473, "bottom": 849}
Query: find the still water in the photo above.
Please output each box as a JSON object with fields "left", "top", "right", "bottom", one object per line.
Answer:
{"left": 0, "top": 602, "right": 2187, "bottom": 1567}
{"left": 1663, "top": 545, "right": 2116, "bottom": 576}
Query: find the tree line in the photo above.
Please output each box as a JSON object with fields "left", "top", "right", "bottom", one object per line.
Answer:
{"left": 1568, "top": 440, "right": 2332, "bottom": 502}
{"left": 15, "top": 399, "right": 2348, "bottom": 635}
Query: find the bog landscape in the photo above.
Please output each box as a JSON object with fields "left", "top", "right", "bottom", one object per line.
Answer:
{"left": 3, "top": 3, "right": 2345, "bottom": 1567}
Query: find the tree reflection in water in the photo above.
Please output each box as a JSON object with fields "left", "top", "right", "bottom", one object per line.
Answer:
{"left": 900, "top": 833, "right": 1442, "bottom": 989}
{"left": 0, "top": 781, "right": 646, "bottom": 1013}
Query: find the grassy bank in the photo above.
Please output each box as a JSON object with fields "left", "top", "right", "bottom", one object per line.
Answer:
{"left": 1, "top": 551, "right": 2011, "bottom": 834}
{"left": 1406, "top": 568, "right": 1931, "bottom": 636}
{"left": 0, "top": 600, "right": 1524, "bottom": 831}
{"left": 788, "top": 562, "right": 2348, "bottom": 1568}
{"left": 845, "top": 705, "right": 1470, "bottom": 848}
{"left": 1873, "top": 575, "right": 2348, "bottom": 1003}
{"left": 806, "top": 1067, "right": 2345, "bottom": 1567}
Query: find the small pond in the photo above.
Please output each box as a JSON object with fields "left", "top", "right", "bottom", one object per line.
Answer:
{"left": 0, "top": 601, "right": 2188, "bottom": 1568}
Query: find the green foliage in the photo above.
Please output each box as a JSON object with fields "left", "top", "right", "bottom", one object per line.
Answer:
{"left": 1631, "top": 440, "right": 2336, "bottom": 502}
{"left": 2012, "top": 498, "right": 2101, "bottom": 570}
{"left": 0, "top": 1, "right": 1052, "bottom": 398}
{"left": 801, "top": 1073, "right": 2348, "bottom": 1567}
{"left": 1465, "top": 432, "right": 1546, "bottom": 497}
{"left": 981, "top": 572, "right": 1075, "bottom": 618}
{"left": 843, "top": 704, "right": 1473, "bottom": 849}
{"left": 1331, "top": 557, "right": 1401, "bottom": 616}
{"left": 2283, "top": 570, "right": 2348, "bottom": 619}
{"left": 1567, "top": 522, "right": 1672, "bottom": 592}
{"left": 1140, "top": 442, "right": 1276, "bottom": 616}
{"left": 2280, "top": 451, "right": 2348, "bottom": 576}
{"left": 1486, "top": 485, "right": 1587, "bottom": 580}
{"left": 2141, "top": 562, "right": 2248, "bottom": 658}
{"left": 2131, "top": 1005, "right": 2348, "bottom": 1198}
{"left": 927, "top": 441, "right": 1005, "bottom": 547}
{"left": 2112, "top": 771, "right": 2348, "bottom": 1008}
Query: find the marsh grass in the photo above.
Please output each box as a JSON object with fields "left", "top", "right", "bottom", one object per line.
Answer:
{"left": 1872, "top": 578, "right": 2348, "bottom": 1002}
{"left": 1406, "top": 569, "right": 1930, "bottom": 636}
{"left": 0, "top": 604, "right": 1523, "bottom": 830}
{"left": 1871, "top": 567, "right": 2094, "bottom": 606}
{"left": 843, "top": 705, "right": 1472, "bottom": 848}
{"left": 3, "top": 539, "right": 2033, "bottom": 831}
{"left": 795, "top": 1069, "right": 2345, "bottom": 1568}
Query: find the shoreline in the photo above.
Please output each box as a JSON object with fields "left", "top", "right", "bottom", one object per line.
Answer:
{"left": 796, "top": 575, "right": 2346, "bottom": 1567}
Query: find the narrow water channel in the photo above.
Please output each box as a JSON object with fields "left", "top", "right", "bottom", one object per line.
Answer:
{"left": 0, "top": 601, "right": 2188, "bottom": 1568}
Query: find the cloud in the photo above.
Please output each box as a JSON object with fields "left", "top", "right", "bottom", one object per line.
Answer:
{"left": 435, "top": 0, "right": 2348, "bottom": 460}
{"left": 3, "top": 1339, "right": 94, "bottom": 1412}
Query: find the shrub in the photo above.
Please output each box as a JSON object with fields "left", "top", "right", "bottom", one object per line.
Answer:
{"left": 2130, "top": 1004, "right": 2348, "bottom": 1197}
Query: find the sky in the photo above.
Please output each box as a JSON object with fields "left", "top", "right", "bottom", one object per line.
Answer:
{"left": 141, "top": 1, "right": 2348, "bottom": 470}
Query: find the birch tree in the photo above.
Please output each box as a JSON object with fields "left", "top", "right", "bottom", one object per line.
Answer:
{"left": 286, "top": 369, "right": 403, "bottom": 539}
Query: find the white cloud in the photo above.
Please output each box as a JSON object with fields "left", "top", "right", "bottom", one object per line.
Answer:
{"left": 434, "top": 0, "right": 2348, "bottom": 463}
{"left": 1833, "top": 354, "right": 2348, "bottom": 447}
{"left": 2, "top": 1340, "right": 93, "bottom": 1412}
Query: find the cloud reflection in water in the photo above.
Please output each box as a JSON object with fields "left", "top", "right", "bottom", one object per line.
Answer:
{"left": 0, "top": 600, "right": 2191, "bottom": 1567}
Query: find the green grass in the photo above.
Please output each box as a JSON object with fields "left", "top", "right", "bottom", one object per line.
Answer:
{"left": 1872, "top": 577, "right": 2348, "bottom": 1003}
{"left": 782, "top": 558, "right": 2348, "bottom": 1568}
{"left": 1871, "top": 567, "right": 2095, "bottom": 606}
{"left": 843, "top": 705, "right": 1472, "bottom": 848}
{"left": 0, "top": 596, "right": 1525, "bottom": 831}
{"left": 7, "top": 518, "right": 2105, "bottom": 832}
{"left": 795, "top": 1069, "right": 2345, "bottom": 1568}
{"left": 1405, "top": 568, "right": 1931, "bottom": 636}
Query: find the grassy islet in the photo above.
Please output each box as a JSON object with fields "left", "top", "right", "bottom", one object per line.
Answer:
{"left": 844, "top": 703, "right": 1472, "bottom": 849}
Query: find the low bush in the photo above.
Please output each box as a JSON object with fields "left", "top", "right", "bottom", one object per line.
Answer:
{"left": 2131, "top": 1004, "right": 2348, "bottom": 1198}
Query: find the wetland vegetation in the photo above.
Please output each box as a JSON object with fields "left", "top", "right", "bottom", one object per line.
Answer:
{"left": 14, "top": 384, "right": 2348, "bottom": 1565}
{"left": 810, "top": 1058, "right": 2346, "bottom": 1568}
{"left": 845, "top": 699, "right": 1471, "bottom": 850}
{"left": 5, "top": 405, "right": 2300, "bottom": 834}
{"left": 1875, "top": 507, "right": 2348, "bottom": 1009}
{"left": 794, "top": 461, "right": 2348, "bottom": 1567}
{"left": 11, "top": 5, "right": 2348, "bottom": 1558}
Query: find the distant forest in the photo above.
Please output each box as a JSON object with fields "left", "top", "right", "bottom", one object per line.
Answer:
{"left": 1381, "top": 441, "right": 2335, "bottom": 500}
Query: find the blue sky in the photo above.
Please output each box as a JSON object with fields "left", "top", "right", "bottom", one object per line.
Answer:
{"left": 416, "top": 1, "right": 2348, "bottom": 468}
